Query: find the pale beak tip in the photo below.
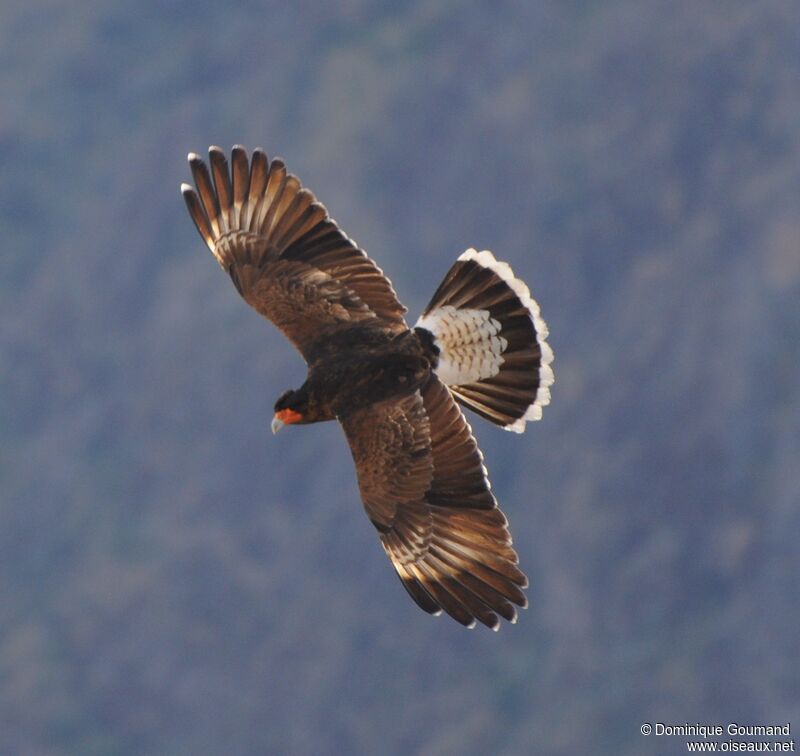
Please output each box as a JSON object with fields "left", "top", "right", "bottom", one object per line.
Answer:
{"left": 271, "top": 416, "right": 284, "bottom": 435}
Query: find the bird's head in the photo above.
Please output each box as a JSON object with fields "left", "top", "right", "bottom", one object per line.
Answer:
{"left": 272, "top": 387, "right": 312, "bottom": 433}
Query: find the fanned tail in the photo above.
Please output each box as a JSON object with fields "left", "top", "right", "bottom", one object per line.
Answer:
{"left": 415, "top": 249, "right": 554, "bottom": 433}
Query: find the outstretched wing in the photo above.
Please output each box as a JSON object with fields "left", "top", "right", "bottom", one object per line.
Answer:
{"left": 340, "top": 377, "right": 528, "bottom": 630}
{"left": 181, "top": 146, "right": 407, "bottom": 360}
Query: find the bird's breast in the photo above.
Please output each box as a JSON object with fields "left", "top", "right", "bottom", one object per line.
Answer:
{"left": 312, "top": 348, "right": 431, "bottom": 417}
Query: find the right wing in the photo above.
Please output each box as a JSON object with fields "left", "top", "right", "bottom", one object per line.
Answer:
{"left": 340, "top": 378, "right": 528, "bottom": 630}
{"left": 181, "top": 146, "right": 408, "bottom": 361}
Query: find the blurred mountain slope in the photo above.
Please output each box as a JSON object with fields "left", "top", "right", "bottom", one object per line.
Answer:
{"left": 1, "top": 2, "right": 798, "bottom": 755}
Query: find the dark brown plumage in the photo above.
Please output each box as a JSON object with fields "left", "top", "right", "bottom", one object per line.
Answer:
{"left": 182, "top": 146, "right": 554, "bottom": 630}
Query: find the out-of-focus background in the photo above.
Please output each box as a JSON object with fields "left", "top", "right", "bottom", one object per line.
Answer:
{"left": 2, "top": 2, "right": 798, "bottom": 754}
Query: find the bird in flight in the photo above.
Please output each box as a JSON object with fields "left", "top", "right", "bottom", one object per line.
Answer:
{"left": 181, "top": 146, "right": 554, "bottom": 630}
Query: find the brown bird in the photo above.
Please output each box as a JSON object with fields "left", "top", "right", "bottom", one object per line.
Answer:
{"left": 181, "top": 146, "right": 554, "bottom": 630}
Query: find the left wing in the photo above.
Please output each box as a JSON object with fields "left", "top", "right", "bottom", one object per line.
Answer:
{"left": 182, "top": 146, "right": 408, "bottom": 361}
{"left": 340, "top": 377, "right": 528, "bottom": 630}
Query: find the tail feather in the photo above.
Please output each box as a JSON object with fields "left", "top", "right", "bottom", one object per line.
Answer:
{"left": 415, "top": 249, "right": 554, "bottom": 433}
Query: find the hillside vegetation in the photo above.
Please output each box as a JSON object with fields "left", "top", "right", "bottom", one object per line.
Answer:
{"left": 1, "top": 2, "right": 798, "bottom": 754}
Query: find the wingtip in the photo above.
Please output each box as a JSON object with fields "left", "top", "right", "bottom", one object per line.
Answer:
{"left": 180, "top": 182, "right": 193, "bottom": 194}
{"left": 187, "top": 151, "right": 201, "bottom": 163}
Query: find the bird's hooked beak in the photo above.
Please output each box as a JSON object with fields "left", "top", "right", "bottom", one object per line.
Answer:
{"left": 271, "top": 408, "right": 304, "bottom": 434}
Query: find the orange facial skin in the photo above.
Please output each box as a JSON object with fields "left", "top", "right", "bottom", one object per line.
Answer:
{"left": 275, "top": 408, "right": 304, "bottom": 425}
{"left": 271, "top": 407, "right": 304, "bottom": 434}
